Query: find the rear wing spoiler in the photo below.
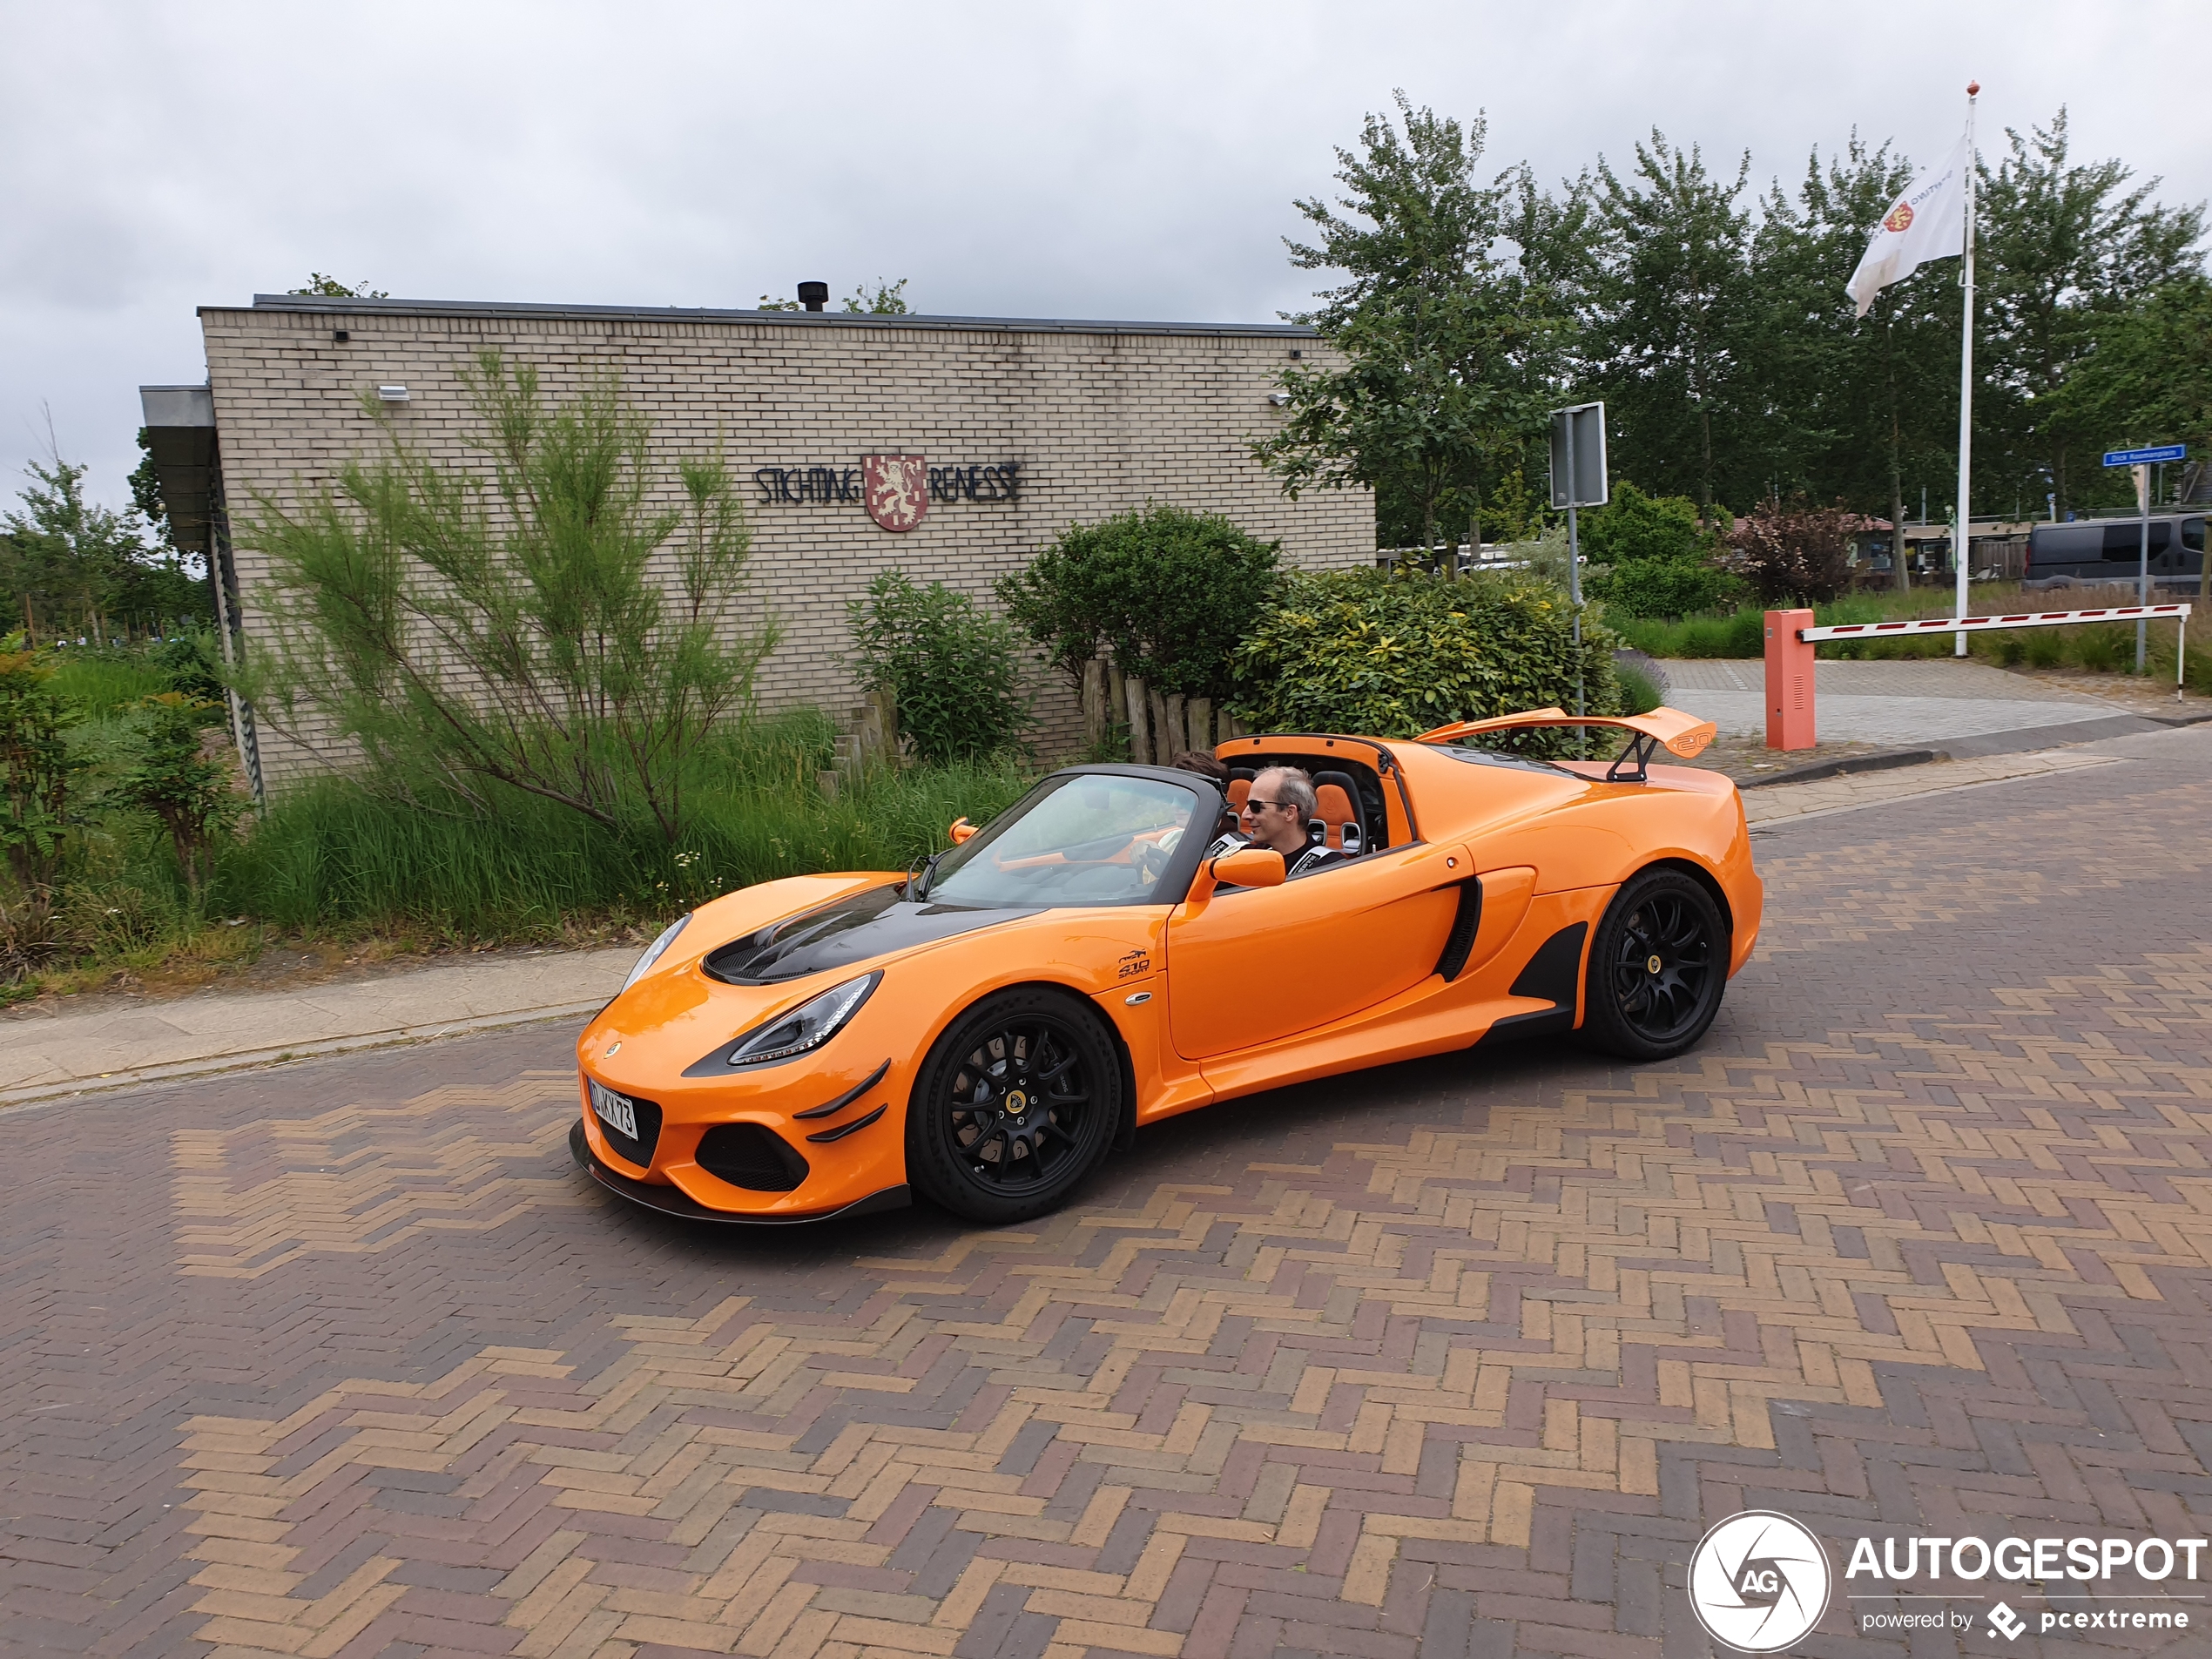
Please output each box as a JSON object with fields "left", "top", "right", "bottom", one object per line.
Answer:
{"left": 1416, "top": 705, "right": 1719, "bottom": 781}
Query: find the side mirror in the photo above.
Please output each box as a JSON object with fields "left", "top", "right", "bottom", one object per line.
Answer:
{"left": 1185, "top": 846, "right": 1286, "bottom": 905}
{"left": 948, "top": 817, "right": 977, "bottom": 844}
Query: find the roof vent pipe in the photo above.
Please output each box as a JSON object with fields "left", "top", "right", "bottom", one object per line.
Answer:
{"left": 796, "top": 280, "right": 829, "bottom": 313}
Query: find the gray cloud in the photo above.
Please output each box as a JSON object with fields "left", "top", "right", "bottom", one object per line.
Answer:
{"left": 3, "top": 0, "right": 2203, "bottom": 509}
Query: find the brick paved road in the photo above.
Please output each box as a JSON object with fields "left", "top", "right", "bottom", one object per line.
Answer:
{"left": 6, "top": 730, "right": 2212, "bottom": 1659}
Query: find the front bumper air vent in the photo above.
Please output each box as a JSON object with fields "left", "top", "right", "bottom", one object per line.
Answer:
{"left": 696, "top": 1123, "right": 811, "bottom": 1192}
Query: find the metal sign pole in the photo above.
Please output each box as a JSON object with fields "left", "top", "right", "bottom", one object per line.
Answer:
{"left": 1952, "top": 83, "right": 1979, "bottom": 657}
{"left": 2137, "top": 462, "right": 2152, "bottom": 671}
{"left": 2101, "top": 442, "right": 2188, "bottom": 673}
{"left": 1567, "top": 447, "right": 1583, "bottom": 721}
{"left": 1548, "top": 401, "right": 1607, "bottom": 745}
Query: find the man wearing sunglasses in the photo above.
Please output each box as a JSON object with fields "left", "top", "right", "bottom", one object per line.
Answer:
{"left": 1228, "top": 765, "right": 1343, "bottom": 880}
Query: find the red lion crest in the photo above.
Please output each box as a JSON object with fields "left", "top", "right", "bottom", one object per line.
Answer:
{"left": 1882, "top": 202, "right": 1914, "bottom": 235}
{"left": 862, "top": 455, "right": 928, "bottom": 533}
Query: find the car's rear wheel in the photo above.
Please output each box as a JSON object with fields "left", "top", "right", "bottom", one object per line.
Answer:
{"left": 1579, "top": 867, "right": 1729, "bottom": 1061}
{"left": 905, "top": 988, "right": 1120, "bottom": 1224}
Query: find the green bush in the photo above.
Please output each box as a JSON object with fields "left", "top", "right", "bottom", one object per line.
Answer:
{"left": 848, "top": 572, "right": 1030, "bottom": 765}
{"left": 1228, "top": 568, "right": 1620, "bottom": 738}
{"left": 996, "top": 504, "right": 1280, "bottom": 697}
{"left": 1600, "top": 558, "right": 1741, "bottom": 621}
{"left": 0, "top": 644, "right": 86, "bottom": 889}
{"left": 1578, "top": 482, "right": 1706, "bottom": 565}
{"left": 112, "top": 692, "right": 244, "bottom": 891}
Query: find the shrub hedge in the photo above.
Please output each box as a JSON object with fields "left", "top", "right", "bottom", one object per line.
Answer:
{"left": 1229, "top": 568, "right": 1622, "bottom": 738}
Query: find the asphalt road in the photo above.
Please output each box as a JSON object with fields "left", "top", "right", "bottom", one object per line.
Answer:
{"left": 5, "top": 727, "right": 2210, "bottom": 1659}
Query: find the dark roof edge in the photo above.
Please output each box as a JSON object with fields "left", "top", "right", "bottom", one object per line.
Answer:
{"left": 213, "top": 294, "right": 1318, "bottom": 339}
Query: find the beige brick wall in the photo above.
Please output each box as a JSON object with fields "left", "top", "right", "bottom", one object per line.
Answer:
{"left": 199, "top": 300, "right": 1375, "bottom": 790}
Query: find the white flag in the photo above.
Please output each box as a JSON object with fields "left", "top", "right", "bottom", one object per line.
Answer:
{"left": 1845, "top": 136, "right": 1971, "bottom": 318}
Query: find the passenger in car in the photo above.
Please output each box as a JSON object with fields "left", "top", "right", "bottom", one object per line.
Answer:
{"left": 1233, "top": 765, "right": 1344, "bottom": 879}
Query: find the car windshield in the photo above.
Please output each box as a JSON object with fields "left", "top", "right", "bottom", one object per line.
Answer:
{"left": 927, "top": 774, "right": 1199, "bottom": 907}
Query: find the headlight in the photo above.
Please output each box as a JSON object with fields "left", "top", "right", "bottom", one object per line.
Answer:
{"left": 622, "top": 914, "right": 691, "bottom": 992}
{"left": 721, "top": 973, "right": 880, "bottom": 1067}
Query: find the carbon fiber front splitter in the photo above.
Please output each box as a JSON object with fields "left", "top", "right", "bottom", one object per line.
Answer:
{"left": 568, "top": 1119, "right": 912, "bottom": 1225}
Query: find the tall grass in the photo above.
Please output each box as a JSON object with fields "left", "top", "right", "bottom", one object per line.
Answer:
{"left": 49, "top": 650, "right": 172, "bottom": 718}
{"left": 212, "top": 711, "right": 1039, "bottom": 938}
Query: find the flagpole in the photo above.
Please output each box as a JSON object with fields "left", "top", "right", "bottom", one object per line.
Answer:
{"left": 1952, "top": 81, "right": 1979, "bottom": 655}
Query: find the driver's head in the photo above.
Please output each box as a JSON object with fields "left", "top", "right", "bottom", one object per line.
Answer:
{"left": 1239, "top": 765, "right": 1317, "bottom": 856}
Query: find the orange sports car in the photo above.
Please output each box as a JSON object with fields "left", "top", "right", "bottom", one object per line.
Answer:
{"left": 570, "top": 707, "right": 1761, "bottom": 1226}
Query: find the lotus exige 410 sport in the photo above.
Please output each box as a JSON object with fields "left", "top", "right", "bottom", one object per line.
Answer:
{"left": 571, "top": 707, "right": 1762, "bottom": 1226}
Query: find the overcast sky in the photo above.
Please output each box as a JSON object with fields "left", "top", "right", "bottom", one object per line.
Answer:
{"left": 3, "top": 0, "right": 2205, "bottom": 516}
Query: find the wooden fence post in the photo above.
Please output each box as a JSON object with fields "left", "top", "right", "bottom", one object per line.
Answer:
{"left": 1081, "top": 658, "right": 1107, "bottom": 750}
{"left": 1186, "top": 696, "right": 1213, "bottom": 753}
{"left": 1123, "top": 674, "right": 1151, "bottom": 765}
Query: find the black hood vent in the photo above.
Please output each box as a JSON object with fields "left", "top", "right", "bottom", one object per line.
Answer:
{"left": 705, "top": 886, "right": 1036, "bottom": 985}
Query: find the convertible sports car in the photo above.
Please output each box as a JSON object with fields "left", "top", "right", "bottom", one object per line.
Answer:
{"left": 570, "top": 706, "right": 1762, "bottom": 1225}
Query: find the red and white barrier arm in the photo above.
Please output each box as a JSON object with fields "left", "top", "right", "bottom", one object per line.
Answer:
{"left": 1799, "top": 604, "right": 2192, "bottom": 690}
{"left": 1798, "top": 603, "right": 2189, "bottom": 642}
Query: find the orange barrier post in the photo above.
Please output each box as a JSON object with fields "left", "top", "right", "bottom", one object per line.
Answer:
{"left": 1764, "top": 609, "right": 1816, "bottom": 751}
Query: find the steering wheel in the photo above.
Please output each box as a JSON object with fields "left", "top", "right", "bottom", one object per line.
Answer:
{"left": 1133, "top": 840, "right": 1172, "bottom": 887}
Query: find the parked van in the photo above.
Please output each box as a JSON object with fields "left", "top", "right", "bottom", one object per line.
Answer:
{"left": 2026, "top": 516, "right": 2204, "bottom": 590}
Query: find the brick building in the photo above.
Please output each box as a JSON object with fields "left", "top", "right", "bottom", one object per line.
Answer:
{"left": 140, "top": 294, "right": 1374, "bottom": 796}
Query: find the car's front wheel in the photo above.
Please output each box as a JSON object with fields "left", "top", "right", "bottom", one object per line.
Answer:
{"left": 905, "top": 988, "right": 1120, "bottom": 1224}
{"left": 1579, "top": 867, "right": 1729, "bottom": 1061}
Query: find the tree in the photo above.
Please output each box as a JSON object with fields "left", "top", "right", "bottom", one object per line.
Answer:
{"left": 289, "top": 273, "right": 388, "bottom": 299}
{"left": 0, "top": 458, "right": 201, "bottom": 639}
{"left": 237, "top": 352, "right": 779, "bottom": 843}
{"left": 1583, "top": 134, "right": 1756, "bottom": 520}
{"left": 845, "top": 279, "right": 911, "bottom": 314}
{"left": 2050, "top": 274, "right": 2212, "bottom": 466}
{"left": 1747, "top": 137, "right": 1958, "bottom": 587}
{"left": 1729, "top": 500, "right": 1855, "bottom": 603}
{"left": 1977, "top": 109, "right": 2207, "bottom": 514}
{"left": 1255, "top": 93, "right": 1575, "bottom": 550}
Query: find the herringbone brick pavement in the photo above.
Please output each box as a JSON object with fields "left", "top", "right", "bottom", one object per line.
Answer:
{"left": 5, "top": 733, "right": 2212, "bottom": 1659}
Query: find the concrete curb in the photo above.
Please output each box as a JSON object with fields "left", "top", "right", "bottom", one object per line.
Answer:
{"left": 0, "top": 998, "right": 604, "bottom": 1115}
{"left": 1739, "top": 706, "right": 2212, "bottom": 790}
{"left": 1742, "top": 749, "right": 1944, "bottom": 788}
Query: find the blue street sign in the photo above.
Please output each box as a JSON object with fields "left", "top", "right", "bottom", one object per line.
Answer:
{"left": 2103, "top": 443, "right": 2188, "bottom": 467}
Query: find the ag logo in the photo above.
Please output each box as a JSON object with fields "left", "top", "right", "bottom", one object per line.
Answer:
{"left": 1687, "top": 1510, "right": 1831, "bottom": 1652}
{"left": 1883, "top": 201, "right": 1915, "bottom": 233}
{"left": 862, "top": 455, "right": 928, "bottom": 532}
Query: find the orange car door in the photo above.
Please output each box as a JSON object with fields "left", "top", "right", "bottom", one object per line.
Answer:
{"left": 1164, "top": 843, "right": 1467, "bottom": 1060}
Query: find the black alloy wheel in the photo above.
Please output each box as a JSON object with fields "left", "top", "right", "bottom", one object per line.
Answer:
{"left": 905, "top": 988, "right": 1120, "bottom": 1224}
{"left": 1579, "top": 867, "right": 1729, "bottom": 1061}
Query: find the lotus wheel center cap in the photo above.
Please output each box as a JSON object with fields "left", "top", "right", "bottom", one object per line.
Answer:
{"left": 1647, "top": 954, "right": 1663, "bottom": 974}
{"left": 1006, "top": 1089, "right": 1028, "bottom": 1116}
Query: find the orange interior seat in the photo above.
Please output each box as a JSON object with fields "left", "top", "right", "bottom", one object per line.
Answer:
{"left": 1314, "top": 782, "right": 1358, "bottom": 850}
{"left": 1227, "top": 776, "right": 1251, "bottom": 811}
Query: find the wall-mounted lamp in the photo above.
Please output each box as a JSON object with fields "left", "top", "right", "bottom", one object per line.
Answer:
{"left": 376, "top": 384, "right": 410, "bottom": 402}
{"left": 1266, "top": 392, "right": 1291, "bottom": 408}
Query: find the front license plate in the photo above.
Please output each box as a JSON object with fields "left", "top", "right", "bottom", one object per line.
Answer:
{"left": 589, "top": 1079, "right": 637, "bottom": 1140}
